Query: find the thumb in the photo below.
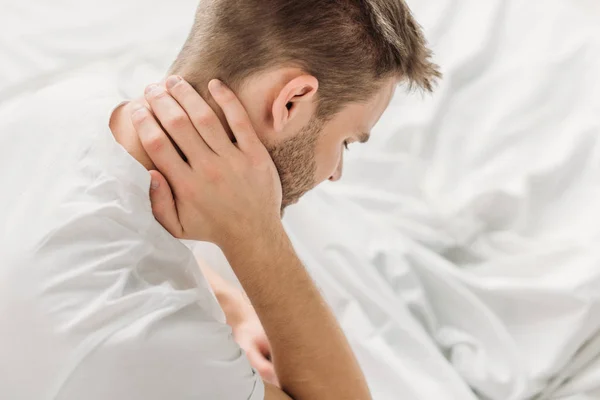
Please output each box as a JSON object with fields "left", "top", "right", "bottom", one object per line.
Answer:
{"left": 149, "top": 170, "right": 183, "bottom": 237}
{"left": 247, "top": 349, "right": 279, "bottom": 387}
{"left": 256, "top": 335, "right": 272, "bottom": 359}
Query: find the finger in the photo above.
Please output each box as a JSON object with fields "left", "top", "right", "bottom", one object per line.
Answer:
{"left": 144, "top": 83, "right": 214, "bottom": 164}
{"left": 208, "top": 79, "right": 262, "bottom": 153}
{"left": 247, "top": 350, "right": 278, "bottom": 386}
{"left": 165, "top": 76, "right": 236, "bottom": 156}
{"left": 148, "top": 170, "right": 183, "bottom": 238}
{"left": 256, "top": 336, "right": 273, "bottom": 360}
{"left": 131, "top": 103, "right": 190, "bottom": 185}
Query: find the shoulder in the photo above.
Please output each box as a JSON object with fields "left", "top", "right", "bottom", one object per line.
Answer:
{"left": 0, "top": 73, "right": 121, "bottom": 134}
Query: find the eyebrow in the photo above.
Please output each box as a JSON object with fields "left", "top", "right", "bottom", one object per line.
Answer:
{"left": 358, "top": 132, "right": 371, "bottom": 143}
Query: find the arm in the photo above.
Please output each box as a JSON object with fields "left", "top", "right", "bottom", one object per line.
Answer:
{"left": 224, "top": 221, "right": 369, "bottom": 400}
{"left": 133, "top": 77, "right": 371, "bottom": 400}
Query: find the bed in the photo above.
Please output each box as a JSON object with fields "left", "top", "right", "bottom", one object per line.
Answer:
{"left": 2, "top": 1, "right": 599, "bottom": 398}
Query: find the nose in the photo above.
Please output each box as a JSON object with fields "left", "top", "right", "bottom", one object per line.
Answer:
{"left": 329, "top": 158, "right": 343, "bottom": 182}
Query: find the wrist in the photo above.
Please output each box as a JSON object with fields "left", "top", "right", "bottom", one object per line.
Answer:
{"left": 220, "top": 219, "right": 287, "bottom": 260}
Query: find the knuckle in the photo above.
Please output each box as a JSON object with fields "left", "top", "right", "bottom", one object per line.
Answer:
{"left": 229, "top": 119, "right": 248, "bottom": 133}
{"left": 240, "top": 158, "right": 254, "bottom": 172}
{"left": 230, "top": 156, "right": 248, "bottom": 171}
{"left": 203, "top": 164, "right": 222, "bottom": 183}
{"left": 130, "top": 109, "right": 149, "bottom": 126}
{"left": 165, "top": 112, "right": 188, "bottom": 131}
{"left": 143, "top": 133, "right": 165, "bottom": 153}
{"left": 247, "top": 153, "right": 265, "bottom": 168}
{"left": 194, "top": 111, "right": 216, "bottom": 127}
{"left": 178, "top": 182, "right": 195, "bottom": 200}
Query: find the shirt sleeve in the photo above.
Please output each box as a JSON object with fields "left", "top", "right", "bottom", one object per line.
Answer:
{"left": 56, "top": 303, "right": 265, "bottom": 400}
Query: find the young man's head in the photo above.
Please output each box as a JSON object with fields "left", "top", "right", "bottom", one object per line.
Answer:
{"left": 170, "top": 0, "right": 440, "bottom": 209}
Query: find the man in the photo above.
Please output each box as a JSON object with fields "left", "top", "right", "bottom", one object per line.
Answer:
{"left": 0, "top": 0, "right": 439, "bottom": 399}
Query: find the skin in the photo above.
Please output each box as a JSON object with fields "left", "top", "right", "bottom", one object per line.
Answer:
{"left": 112, "top": 67, "right": 396, "bottom": 208}
{"left": 126, "top": 78, "right": 374, "bottom": 400}
{"left": 109, "top": 71, "right": 395, "bottom": 397}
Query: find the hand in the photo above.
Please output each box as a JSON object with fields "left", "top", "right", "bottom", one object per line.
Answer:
{"left": 227, "top": 295, "right": 279, "bottom": 387}
{"left": 130, "top": 77, "right": 282, "bottom": 248}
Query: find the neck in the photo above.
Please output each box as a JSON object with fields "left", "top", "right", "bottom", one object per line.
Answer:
{"left": 109, "top": 98, "right": 157, "bottom": 171}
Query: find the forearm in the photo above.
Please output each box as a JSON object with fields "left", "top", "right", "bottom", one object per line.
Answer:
{"left": 223, "top": 226, "right": 371, "bottom": 400}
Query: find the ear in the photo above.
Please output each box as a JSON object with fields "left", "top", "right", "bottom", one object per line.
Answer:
{"left": 272, "top": 75, "right": 319, "bottom": 133}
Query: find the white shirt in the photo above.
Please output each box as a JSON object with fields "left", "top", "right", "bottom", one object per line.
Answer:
{"left": 0, "top": 74, "right": 264, "bottom": 400}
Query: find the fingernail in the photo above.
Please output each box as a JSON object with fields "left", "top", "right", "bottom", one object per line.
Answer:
{"left": 145, "top": 84, "right": 159, "bottom": 95}
{"left": 150, "top": 179, "right": 159, "bottom": 190}
{"left": 146, "top": 84, "right": 165, "bottom": 98}
{"left": 209, "top": 79, "right": 224, "bottom": 95}
{"left": 131, "top": 103, "right": 146, "bottom": 117}
{"left": 166, "top": 75, "right": 181, "bottom": 90}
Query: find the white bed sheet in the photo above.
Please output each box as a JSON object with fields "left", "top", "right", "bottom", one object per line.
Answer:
{"left": 290, "top": 1, "right": 600, "bottom": 399}
{"left": 1, "top": 1, "right": 599, "bottom": 399}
